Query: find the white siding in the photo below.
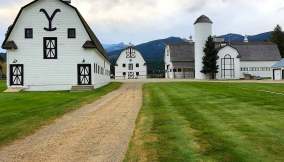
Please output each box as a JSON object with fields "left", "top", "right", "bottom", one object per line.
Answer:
{"left": 115, "top": 48, "right": 147, "bottom": 79}
{"left": 216, "top": 46, "right": 241, "bottom": 80}
{"left": 240, "top": 61, "right": 277, "bottom": 79}
{"left": 6, "top": 0, "right": 110, "bottom": 91}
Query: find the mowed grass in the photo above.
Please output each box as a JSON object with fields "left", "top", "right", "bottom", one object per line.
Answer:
{"left": 125, "top": 82, "right": 284, "bottom": 162}
{"left": 0, "top": 81, "right": 121, "bottom": 147}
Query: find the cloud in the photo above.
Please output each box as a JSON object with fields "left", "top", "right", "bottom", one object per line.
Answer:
{"left": 1, "top": 0, "right": 284, "bottom": 47}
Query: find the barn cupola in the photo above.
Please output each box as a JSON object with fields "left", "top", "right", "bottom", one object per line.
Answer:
{"left": 244, "top": 35, "right": 249, "bottom": 43}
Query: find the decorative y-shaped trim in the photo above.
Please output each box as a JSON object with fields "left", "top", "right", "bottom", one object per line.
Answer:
{"left": 40, "top": 9, "right": 61, "bottom": 31}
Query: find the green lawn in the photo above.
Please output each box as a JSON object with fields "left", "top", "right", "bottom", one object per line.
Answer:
{"left": 0, "top": 81, "right": 121, "bottom": 147}
{"left": 125, "top": 82, "right": 284, "bottom": 162}
{"left": 0, "top": 80, "right": 6, "bottom": 92}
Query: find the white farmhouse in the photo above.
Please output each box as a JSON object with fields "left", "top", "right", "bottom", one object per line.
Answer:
{"left": 115, "top": 46, "right": 147, "bottom": 79}
{"left": 165, "top": 15, "right": 282, "bottom": 80}
{"left": 2, "top": 0, "right": 110, "bottom": 91}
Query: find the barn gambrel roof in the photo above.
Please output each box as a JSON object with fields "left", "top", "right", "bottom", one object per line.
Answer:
{"left": 1, "top": 0, "right": 109, "bottom": 62}
{"left": 229, "top": 42, "right": 281, "bottom": 61}
{"left": 168, "top": 42, "right": 195, "bottom": 62}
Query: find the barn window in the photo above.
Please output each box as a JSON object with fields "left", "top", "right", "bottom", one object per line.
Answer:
{"left": 123, "top": 64, "right": 126, "bottom": 68}
{"left": 43, "top": 37, "right": 57, "bottom": 59}
{"left": 178, "top": 68, "right": 182, "bottom": 72}
{"left": 129, "top": 64, "right": 133, "bottom": 70}
{"left": 221, "top": 54, "right": 235, "bottom": 79}
{"left": 68, "top": 28, "right": 76, "bottom": 38}
{"left": 25, "top": 28, "right": 33, "bottom": 38}
{"left": 136, "top": 63, "right": 139, "bottom": 67}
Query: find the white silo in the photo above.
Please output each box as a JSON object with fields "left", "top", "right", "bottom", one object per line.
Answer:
{"left": 194, "top": 15, "right": 213, "bottom": 80}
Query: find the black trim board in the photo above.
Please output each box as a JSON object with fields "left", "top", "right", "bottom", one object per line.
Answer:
{"left": 2, "top": 0, "right": 109, "bottom": 62}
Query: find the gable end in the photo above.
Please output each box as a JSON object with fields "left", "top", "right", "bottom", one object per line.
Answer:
{"left": 2, "top": 0, "right": 109, "bottom": 62}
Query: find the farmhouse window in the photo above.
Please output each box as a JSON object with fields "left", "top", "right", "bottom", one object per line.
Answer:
{"left": 123, "top": 64, "right": 126, "bottom": 67}
{"left": 123, "top": 72, "right": 126, "bottom": 76}
{"left": 25, "top": 28, "right": 33, "bottom": 38}
{"left": 136, "top": 72, "right": 139, "bottom": 76}
{"left": 136, "top": 63, "right": 139, "bottom": 67}
{"left": 68, "top": 28, "right": 76, "bottom": 38}
{"left": 43, "top": 37, "right": 57, "bottom": 59}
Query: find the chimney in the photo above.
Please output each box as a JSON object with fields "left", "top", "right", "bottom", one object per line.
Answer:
{"left": 63, "top": 0, "right": 71, "bottom": 4}
{"left": 244, "top": 35, "right": 248, "bottom": 43}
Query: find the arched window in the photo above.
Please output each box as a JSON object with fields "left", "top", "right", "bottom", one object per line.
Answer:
{"left": 221, "top": 54, "right": 235, "bottom": 79}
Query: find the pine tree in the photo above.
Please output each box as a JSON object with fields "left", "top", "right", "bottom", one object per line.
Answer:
{"left": 271, "top": 25, "right": 284, "bottom": 58}
{"left": 201, "top": 36, "right": 219, "bottom": 79}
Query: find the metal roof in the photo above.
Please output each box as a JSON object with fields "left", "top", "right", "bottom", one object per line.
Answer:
{"left": 272, "top": 58, "right": 284, "bottom": 68}
{"left": 194, "top": 15, "right": 213, "bottom": 24}
{"left": 168, "top": 42, "right": 195, "bottom": 62}
{"left": 230, "top": 42, "right": 281, "bottom": 61}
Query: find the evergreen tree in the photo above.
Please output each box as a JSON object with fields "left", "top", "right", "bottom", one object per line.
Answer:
{"left": 271, "top": 25, "right": 284, "bottom": 58}
{"left": 201, "top": 36, "right": 219, "bottom": 79}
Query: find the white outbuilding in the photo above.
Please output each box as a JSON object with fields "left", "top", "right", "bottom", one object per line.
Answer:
{"left": 115, "top": 46, "right": 147, "bottom": 79}
{"left": 2, "top": 0, "right": 111, "bottom": 91}
{"left": 272, "top": 59, "right": 284, "bottom": 80}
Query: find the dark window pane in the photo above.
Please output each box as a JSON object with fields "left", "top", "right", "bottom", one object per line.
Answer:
{"left": 25, "top": 28, "right": 33, "bottom": 38}
{"left": 68, "top": 28, "right": 76, "bottom": 38}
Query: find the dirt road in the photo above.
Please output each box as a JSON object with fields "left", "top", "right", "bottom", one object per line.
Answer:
{"left": 0, "top": 83, "right": 142, "bottom": 162}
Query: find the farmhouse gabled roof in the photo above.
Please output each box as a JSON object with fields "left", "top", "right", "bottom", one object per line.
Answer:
{"left": 229, "top": 42, "right": 281, "bottom": 61}
{"left": 168, "top": 42, "right": 195, "bottom": 62}
{"left": 272, "top": 58, "right": 284, "bottom": 68}
{"left": 1, "top": 0, "right": 109, "bottom": 61}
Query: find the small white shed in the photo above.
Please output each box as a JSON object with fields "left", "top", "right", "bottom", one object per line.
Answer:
{"left": 272, "top": 59, "right": 284, "bottom": 80}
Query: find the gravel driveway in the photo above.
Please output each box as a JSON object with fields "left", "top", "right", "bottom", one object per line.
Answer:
{"left": 0, "top": 83, "right": 142, "bottom": 162}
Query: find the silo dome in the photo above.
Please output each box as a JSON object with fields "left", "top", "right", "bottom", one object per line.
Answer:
{"left": 194, "top": 15, "right": 213, "bottom": 24}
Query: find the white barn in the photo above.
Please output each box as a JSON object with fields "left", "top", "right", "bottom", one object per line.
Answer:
{"left": 165, "top": 15, "right": 282, "bottom": 80}
{"left": 115, "top": 46, "right": 147, "bottom": 79}
{"left": 2, "top": 0, "right": 111, "bottom": 91}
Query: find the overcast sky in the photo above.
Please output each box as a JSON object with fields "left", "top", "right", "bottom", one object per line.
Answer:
{"left": 1, "top": 0, "right": 284, "bottom": 49}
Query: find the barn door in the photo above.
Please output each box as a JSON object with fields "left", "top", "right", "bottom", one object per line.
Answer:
{"left": 10, "top": 64, "right": 24, "bottom": 86}
{"left": 77, "top": 64, "right": 91, "bottom": 85}
{"left": 128, "top": 72, "right": 135, "bottom": 79}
